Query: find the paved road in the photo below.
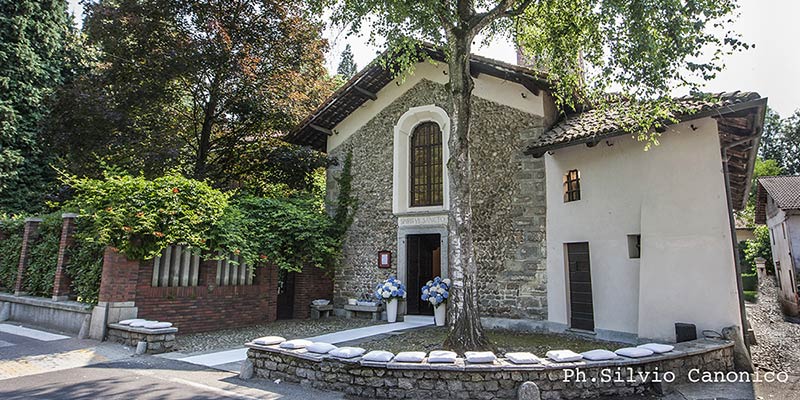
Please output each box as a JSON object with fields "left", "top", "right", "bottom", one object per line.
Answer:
{"left": 0, "top": 322, "right": 343, "bottom": 399}
{"left": 1, "top": 355, "right": 344, "bottom": 400}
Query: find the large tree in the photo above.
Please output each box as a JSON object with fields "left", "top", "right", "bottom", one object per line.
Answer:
{"left": 759, "top": 107, "right": 800, "bottom": 175}
{"left": 51, "top": 0, "right": 334, "bottom": 193}
{"left": 324, "top": 0, "right": 748, "bottom": 351}
{"left": 0, "top": 0, "right": 80, "bottom": 213}
{"left": 337, "top": 43, "right": 358, "bottom": 78}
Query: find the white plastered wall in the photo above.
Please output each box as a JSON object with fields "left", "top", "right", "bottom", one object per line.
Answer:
{"left": 545, "top": 117, "right": 742, "bottom": 341}
{"left": 326, "top": 61, "right": 544, "bottom": 153}
{"left": 766, "top": 208, "right": 800, "bottom": 312}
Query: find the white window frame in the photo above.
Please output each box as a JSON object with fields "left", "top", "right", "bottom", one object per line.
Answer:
{"left": 393, "top": 105, "right": 450, "bottom": 215}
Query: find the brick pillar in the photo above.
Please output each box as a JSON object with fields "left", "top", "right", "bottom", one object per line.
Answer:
{"left": 52, "top": 213, "right": 78, "bottom": 301}
{"left": 14, "top": 218, "right": 42, "bottom": 296}
{"left": 259, "top": 265, "right": 279, "bottom": 322}
{"left": 89, "top": 247, "right": 141, "bottom": 340}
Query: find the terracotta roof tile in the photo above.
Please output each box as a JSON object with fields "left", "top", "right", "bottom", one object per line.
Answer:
{"left": 527, "top": 92, "right": 762, "bottom": 154}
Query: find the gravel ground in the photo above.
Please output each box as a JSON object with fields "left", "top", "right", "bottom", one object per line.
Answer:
{"left": 353, "top": 325, "right": 627, "bottom": 355}
{"left": 746, "top": 278, "right": 800, "bottom": 374}
{"left": 177, "top": 318, "right": 382, "bottom": 354}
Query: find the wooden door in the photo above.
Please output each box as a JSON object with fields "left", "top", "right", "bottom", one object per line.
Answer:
{"left": 567, "top": 242, "right": 594, "bottom": 331}
{"left": 406, "top": 234, "right": 440, "bottom": 315}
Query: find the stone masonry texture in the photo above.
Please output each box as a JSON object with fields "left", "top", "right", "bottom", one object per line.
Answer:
{"left": 327, "top": 79, "right": 548, "bottom": 320}
{"left": 247, "top": 341, "right": 734, "bottom": 400}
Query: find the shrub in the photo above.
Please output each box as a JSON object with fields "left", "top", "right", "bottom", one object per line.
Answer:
{"left": 215, "top": 195, "right": 342, "bottom": 272}
{"left": 0, "top": 218, "right": 25, "bottom": 292}
{"left": 743, "top": 291, "right": 758, "bottom": 303}
{"left": 742, "top": 225, "right": 773, "bottom": 274}
{"left": 741, "top": 273, "right": 758, "bottom": 292}
{"left": 23, "top": 213, "right": 62, "bottom": 297}
{"left": 66, "top": 219, "right": 105, "bottom": 305}
{"left": 62, "top": 172, "right": 231, "bottom": 261}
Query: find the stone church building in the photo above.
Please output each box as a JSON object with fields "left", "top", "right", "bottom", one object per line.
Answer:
{"left": 286, "top": 47, "right": 766, "bottom": 342}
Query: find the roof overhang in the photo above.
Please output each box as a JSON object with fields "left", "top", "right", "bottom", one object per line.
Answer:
{"left": 284, "top": 44, "right": 550, "bottom": 152}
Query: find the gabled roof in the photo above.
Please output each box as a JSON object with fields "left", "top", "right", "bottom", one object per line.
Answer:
{"left": 525, "top": 92, "right": 767, "bottom": 211}
{"left": 756, "top": 176, "right": 800, "bottom": 224}
{"left": 285, "top": 44, "right": 550, "bottom": 152}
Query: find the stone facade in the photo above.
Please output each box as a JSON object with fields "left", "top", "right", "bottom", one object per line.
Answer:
{"left": 247, "top": 339, "right": 734, "bottom": 400}
{"left": 327, "top": 79, "right": 548, "bottom": 320}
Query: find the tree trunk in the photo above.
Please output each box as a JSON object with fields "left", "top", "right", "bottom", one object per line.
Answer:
{"left": 442, "top": 33, "right": 493, "bottom": 353}
{"left": 195, "top": 87, "right": 219, "bottom": 180}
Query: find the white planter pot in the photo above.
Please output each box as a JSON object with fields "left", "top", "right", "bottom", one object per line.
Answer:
{"left": 387, "top": 299, "right": 399, "bottom": 323}
{"left": 434, "top": 304, "right": 446, "bottom": 326}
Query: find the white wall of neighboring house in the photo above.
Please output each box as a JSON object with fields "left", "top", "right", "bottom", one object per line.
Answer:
{"left": 326, "top": 61, "right": 545, "bottom": 153}
{"left": 545, "top": 117, "right": 742, "bottom": 341}
{"left": 765, "top": 205, "right": 800, "bottom": 315}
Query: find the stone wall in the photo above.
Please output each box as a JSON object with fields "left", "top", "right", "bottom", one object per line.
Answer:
{"left": 247, "top": 339, "right": 734, "bottom": 400}
{"left": 107, "top": 324, "right": 177, "bottom": 354}
{"left": 327, "top": 79, "right": 548, "bottom": 320}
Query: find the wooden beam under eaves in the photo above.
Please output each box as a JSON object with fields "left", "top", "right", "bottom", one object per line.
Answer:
{"left": 310, "top": 124, "right": 334, "bottom": 136}
{"left": 353, "top": 86, "right": 377, "bottom": 101}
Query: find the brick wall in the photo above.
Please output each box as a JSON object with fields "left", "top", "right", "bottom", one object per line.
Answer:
{"left": 98, "top": 247, "right": 141, "bottom": 303}
{"left": 292, "top": 267, "right": 334, "bottom": 319}
{"left": 133, "top": 258, "right": 280, "bottom": 334}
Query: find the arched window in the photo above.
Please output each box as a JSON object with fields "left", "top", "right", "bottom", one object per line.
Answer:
{"left": 410, "top": 122, "right": 443, "bottom": 207}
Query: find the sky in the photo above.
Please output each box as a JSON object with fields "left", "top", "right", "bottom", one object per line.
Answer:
{"left": 68, "top": 0, "right": 799, "bottom": 116}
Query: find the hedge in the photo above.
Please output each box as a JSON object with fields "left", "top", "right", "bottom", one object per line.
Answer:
{"left": 0, "top": 218, "right": 25, "bottom": 292}
{"left": 741, "top": 273, "right": 758, "bottom": 292}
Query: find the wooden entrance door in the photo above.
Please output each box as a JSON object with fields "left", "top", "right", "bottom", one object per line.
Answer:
{"left": 567, "top": 242, "right": 594, "bottom": 331}
{"left": 406, "top": 234, "right": 441, "bottom": 315}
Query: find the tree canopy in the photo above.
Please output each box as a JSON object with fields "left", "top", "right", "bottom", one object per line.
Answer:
{"left": 337, "top": 43, "right": 358, "bottom": 78}
{"left": 48, "top": 0, "right": 336, "bottom": 195}
{"left": 759, "top": 108, "right": 800, "bottom": 175}
{"left": 0, "top": 0, "right": 81, "bottom": 213}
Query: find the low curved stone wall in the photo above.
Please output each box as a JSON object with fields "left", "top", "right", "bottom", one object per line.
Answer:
{"left": 246, "top": 339, "right": 733, "bottom": 399}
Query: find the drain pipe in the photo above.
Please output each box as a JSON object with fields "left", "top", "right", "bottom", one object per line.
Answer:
{"left": 721, "top": 134, "right": 759, "bottom": 353}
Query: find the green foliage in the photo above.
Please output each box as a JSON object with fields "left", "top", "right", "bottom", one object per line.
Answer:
{"left": 217, "top": 196, "right": 341, "bottom": 272}
{"left": 741, "top": 273, "right": 758, "bottom": 292}
{"left": 0, "top": 0, "right": 83, "bottom": 214}
{"left": 742, "top": 225, "right": 773, "bottom": 274}
{"left": 337, "top": 44, "right": 358, "bottom": 78}
{"left": 48, "top": 0, "right": 335, "bottom": 194}
{"left": 331, "top": 150, "right": 357, "bottom": 238}
{"left": 742, "top": 290, "right": 757, "bottom": 303}
{"left": 759, "top": 108, "right": 800, "bottom": 175}
{"left": 66, "top": 218, "right": 105, "bottom": 305}
{"left": 0, "top": 218, "right": 25, "bottom": 292}
{"left": 61, "top": 172, "right": 232, "bottom": 261}
{"left": 736, "top": 157, "right": 783, "bottom": 227}
{"left": 23, "top": 213, "right": 62, "bottom": 297}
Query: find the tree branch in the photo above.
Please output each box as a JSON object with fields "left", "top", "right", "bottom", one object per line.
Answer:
{"left": 504, "top": 0, "right": 535, "bottom": 17}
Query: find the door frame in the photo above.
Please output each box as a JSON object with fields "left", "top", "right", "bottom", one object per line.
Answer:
{"left": 397, "top": 215, "right": 448, "bottom": 316}
{"left": 564, "top": 241, "right": 595, "bottom": 332}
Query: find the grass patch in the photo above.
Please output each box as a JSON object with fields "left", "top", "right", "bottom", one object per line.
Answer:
{"left": 743, "top": 290, "right": 758, "bottom": 303}
{"left": 357, "top": 326, "right": 628, "bottom": 355}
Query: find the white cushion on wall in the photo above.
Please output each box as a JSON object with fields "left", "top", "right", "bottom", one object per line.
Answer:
{"left": 615, "top": 347, "right": 654, "bottom": 358}
{"left": 580, "top": 349, "right": 617, "bottom": 361}
{"left": 504, "top": 352, "right": 540, "bottom": 364}
{"left": 306, "top": 342, "right": 337, "bottom": 354}
{"left": 129, "top": 320, "right": 153, "bottom": 327}
{"left": 546, "top": 350, "right": 583, "bottom": 363}
{"left": 143, "top": 321, "right": 173, "bottom": 329}
{"left": 280, "top": 339, "right": 314, "bottom": 349}
{"left": 118, "top": 319, "right": 144, "bottom": 326}
{"left": 464, "top": 351, "right": 497, "bottom": 364}
{"left": 637, "top": 343, "right": 674, "bottom": 354}
{"left": 428, "top": 350, "right": 457, "bottom": 363}
{"left": 253, "top": 336, "right": 286, "bottom": 346}
{"left": 362, "top": 350, "right": 395, "bottom": 362}
{"left": 393, "top": 351, "right": 426, "bottom": 363}
{"left": 329, "top": 347, "right": 366, "bottom": 359}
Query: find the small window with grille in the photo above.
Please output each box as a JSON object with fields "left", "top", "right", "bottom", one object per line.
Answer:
{"left": 563, "top": 169, "right": 581, "bottom": 202}
{"left": 410, "top": 122, "right": 443, "bottom": 207}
